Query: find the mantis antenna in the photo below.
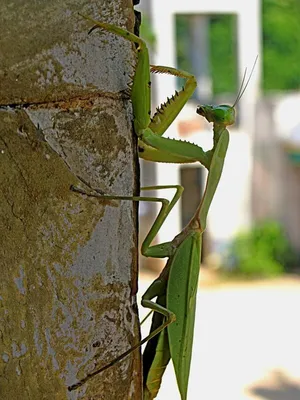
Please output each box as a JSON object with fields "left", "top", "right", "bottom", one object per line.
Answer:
{"left": 232, "top": 55, "right": 258, "bottom": 107}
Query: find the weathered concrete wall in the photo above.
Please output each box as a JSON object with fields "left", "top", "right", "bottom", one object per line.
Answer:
{"left": 0, "top": 1, "right": 141, "bottom": 399}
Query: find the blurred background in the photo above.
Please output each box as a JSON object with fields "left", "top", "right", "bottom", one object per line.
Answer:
{"left": 136, "top": 0, "right": 300, "bottom": 399}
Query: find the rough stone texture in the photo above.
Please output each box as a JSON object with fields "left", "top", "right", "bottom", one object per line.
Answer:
{"left": 0, "top": 1, "right": 135, "bottom": 105}
{"left": 0, "top": 1, "right": 141, "bottom": 399}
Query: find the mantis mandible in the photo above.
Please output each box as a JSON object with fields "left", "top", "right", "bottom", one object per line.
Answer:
{"left": 68, "top": 15, "right": 256, "bottom": 399}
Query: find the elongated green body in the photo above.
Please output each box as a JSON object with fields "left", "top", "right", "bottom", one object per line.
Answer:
{"left": 167, "top": 231, "right": 201, "bottom": 399}
{"left": 69, "top": 14, "right": 239, "bottom": 400}
{"left": 142, "top": 126, "right": 229, "bottom": 399}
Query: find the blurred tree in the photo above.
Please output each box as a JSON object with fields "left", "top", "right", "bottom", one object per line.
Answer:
{"left": 175, "top": 14, "right": 237, "bottom": 96}
{"left": 263, "top": 0, "right": 300, "bottom": 91}
{"left": 209, "top": 14, "right": 237, "bottom": 96}
{"left": 175, "top": 0, "right": 300, "bottom": 95}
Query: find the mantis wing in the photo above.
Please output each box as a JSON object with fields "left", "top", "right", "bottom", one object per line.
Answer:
{"left": 143, "top": 262, "right": 171, "bottom": 400}
{"left": 143, "top": 319, "right": 170, "bottom": 400}
{"left": 167, "top": 231, "right": 202, "bottom": 400}
{"left": 143, "top": 232, "right": 200, "bottom": 400}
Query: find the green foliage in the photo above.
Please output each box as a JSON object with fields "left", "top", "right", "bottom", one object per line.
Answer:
{"left": 174, "top": 15, "right": 194, "bottom": 95}
{"left": 225, "top": 220, "right": 295, "bottom": 277}
{"left": 209, "top": 15, "right": 237, "bottom": 95}
{"left": 175, "top": 14, "right": 237, "bottom": 96}
{"left": 263, "top": 0, "right": 300, "bottom": 91}
{"left": 175, "top": 15, "right": 192, "bottom": 74}
{"left": 175, "top": 0, "right": 300, "bottom": 94}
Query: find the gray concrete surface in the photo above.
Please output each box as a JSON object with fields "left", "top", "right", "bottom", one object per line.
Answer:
{"left": 139, "top": 277, "right": 300, "bottom": 399}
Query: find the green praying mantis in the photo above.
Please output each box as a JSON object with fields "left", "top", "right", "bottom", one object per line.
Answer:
{"left": 68, "top": 15, "right": 256, "bottom": 399}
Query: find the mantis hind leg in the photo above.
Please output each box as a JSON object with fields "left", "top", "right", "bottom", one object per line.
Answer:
{"left": 68, "top": 305, "right": 173, "bottom": 392}
{"left": 68, "top": 266, "right": 175, "bottom": 392}
{"left": 67, "top": 184, "right": 182, "bottom": 390}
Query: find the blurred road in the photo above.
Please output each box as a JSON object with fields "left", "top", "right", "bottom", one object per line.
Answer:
{"left": 139, "top": 275, "right": 300, "bottom": 400}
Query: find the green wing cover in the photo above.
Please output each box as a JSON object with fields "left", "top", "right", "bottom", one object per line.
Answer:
{"left": 167, "top": 231, "right": 202, "bottom": 400}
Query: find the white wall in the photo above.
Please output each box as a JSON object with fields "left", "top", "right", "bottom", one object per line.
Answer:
{"left": 138, "top": 0, "right": 261, "bottom": 255}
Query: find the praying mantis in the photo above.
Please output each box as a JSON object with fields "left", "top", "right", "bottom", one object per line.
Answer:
{"left": 68, "top": 15, "right": 255, "bottom": 399}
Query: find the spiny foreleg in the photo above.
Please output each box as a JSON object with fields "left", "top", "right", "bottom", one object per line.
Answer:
{"left": 149, "top": 65, "right": 197, "bottom": 137}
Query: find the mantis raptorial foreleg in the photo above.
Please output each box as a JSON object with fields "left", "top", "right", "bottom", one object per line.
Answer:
{"left": 80, "top": 15, "right": 212, "bottom": 169}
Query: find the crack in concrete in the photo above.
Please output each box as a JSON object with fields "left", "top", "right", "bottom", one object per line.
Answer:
{"left": 0, "top": 89, "right": 130, "bottom": 110}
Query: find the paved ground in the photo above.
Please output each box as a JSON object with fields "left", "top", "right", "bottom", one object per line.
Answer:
{"left": 139, "top": 272, "right": 300, "bottom": 400}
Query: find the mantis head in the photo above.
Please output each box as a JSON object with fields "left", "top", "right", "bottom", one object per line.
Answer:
{"left": 196, "top": 104, "right": 235, "bottom": 126}
{"left": 196, "top": 56, "right": 258, "bottom": 127}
